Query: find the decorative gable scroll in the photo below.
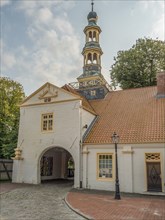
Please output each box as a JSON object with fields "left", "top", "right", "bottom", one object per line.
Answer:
{"left": 39, "top": 90, "right": 58, "bottom": 99}
{"left": 38, "top": 84, "right": 58, "bottom": 102}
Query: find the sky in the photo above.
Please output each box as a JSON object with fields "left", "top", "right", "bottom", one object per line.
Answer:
{"left": 0, "top": 0, "right": 164, "bottom": 95}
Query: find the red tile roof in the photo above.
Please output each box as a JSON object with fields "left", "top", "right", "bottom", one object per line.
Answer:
{"left": 85, "top": 86, "right": 165, "bottom": 144}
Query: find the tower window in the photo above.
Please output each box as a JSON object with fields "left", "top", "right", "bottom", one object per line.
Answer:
{"left": 87, "top": 53, "right": 92, "bottom": 64}
{"left": 89, "top": 31, "right": 92, "bottom": 42}
{"left": 93, "top": 53, "right": 97, "bottom": 64}
{"left": 93, "top": 31, "right": 96, "bottom": 41}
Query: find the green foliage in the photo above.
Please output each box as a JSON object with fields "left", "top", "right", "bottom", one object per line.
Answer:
{"left": 68, "top": 157, "right": 74, "bottom": 169}
{"left": 0, "top": 77, "right": 25, "bottom": 159}
{"left": 110, "top": 38, "right": 165, "bottom": 89}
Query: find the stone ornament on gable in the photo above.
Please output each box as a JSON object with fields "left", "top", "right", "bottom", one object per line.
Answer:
{"left": 39, "top": 86, "right": 58, "bottom": 101}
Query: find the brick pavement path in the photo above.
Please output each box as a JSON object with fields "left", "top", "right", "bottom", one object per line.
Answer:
{"left": 66, "top": 190, "right": 165, "bottom": 220}
{"left": 0, "top": 181, "right": 85, "bottom": 220}
{"left": 0, "top": 181, "right": 28, "bottom": 194}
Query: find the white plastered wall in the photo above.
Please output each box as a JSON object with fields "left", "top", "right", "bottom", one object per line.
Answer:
{"left": 83, "top": 143, "right": 165, "bottom": 194}
{"left": 12, "top": 86, "right": 96, "bottom": 188}
{"left": 12, "top": 99, "right": 81, "bottom": 187}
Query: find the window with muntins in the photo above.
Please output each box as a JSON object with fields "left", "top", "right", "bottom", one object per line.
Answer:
{"left": 98, "top": 154, "right": 113, "bottom": 179}
{"left": 42, "top": 113, "right": 53, "bottom": 131}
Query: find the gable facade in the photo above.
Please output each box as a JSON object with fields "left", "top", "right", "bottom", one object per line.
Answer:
{"left": 12, "top": 83, "right": 95, "bottom": 187}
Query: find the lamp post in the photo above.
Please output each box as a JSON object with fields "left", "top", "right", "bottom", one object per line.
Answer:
{"left": 111, "top": 132, "right": 121, "bottom": 200}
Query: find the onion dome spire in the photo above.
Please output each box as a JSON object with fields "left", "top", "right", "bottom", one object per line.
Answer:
{"left": 91, "top": 0, "right": 94, "bottom": 11}
{"left": 87, "top": 0, "right": 98, "bottom": 23}
{"left": 76, "top": 0, "right": 110, "bottom": 100}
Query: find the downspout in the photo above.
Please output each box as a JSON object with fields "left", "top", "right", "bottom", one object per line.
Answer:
{"left": 79, "top": 103, "right": 83, "bottom": 188}
{"left": 163, "top": 143, "right": 165, "bottom": 192}
{"left": 82, "top": 116, "right": 98, "bottom": 188}
{"left": 86, "top": 146, "right": 89, "bottom": 188}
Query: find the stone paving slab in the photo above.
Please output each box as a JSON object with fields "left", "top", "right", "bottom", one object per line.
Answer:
{"left": 66, "top": 190, "right": 165, "bottom": 220}
{"left": 0, "top": 181, "right": 84, "bottom": 220}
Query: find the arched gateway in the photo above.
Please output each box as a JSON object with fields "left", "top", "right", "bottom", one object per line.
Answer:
{"left": 38, "top": 147, "right": 75, "bottom": 184}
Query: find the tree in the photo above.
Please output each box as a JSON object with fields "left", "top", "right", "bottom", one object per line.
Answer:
{"left": 0, "top": 77, "right": 25, "bottom": 159}
{"left": 110, "top": 38, "right": 165, "bottom": 89}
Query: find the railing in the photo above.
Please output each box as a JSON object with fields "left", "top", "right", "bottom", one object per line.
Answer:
{"left": 0, "top": 159, "right": 13, "bottom": 181}
{"left": 69, "top": 81, "right": 111, "bottom": 91}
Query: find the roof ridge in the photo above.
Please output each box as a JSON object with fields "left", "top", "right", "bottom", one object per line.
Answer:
{"left": 112, "top": 85, "right": 156, "bottom": 93}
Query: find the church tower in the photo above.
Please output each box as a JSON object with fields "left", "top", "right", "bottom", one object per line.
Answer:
{"left": 77, "top": 1, "right": 110, "bottom": 100}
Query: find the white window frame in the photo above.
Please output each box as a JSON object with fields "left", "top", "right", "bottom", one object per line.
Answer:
{"left": 41, "top": 113, "right": 53, "bottom": 132}
{"left": 97, "top": 153, "right": 114, "bottom": 181}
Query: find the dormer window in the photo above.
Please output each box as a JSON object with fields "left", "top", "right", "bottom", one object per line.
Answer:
{"left": 83, "top": 81, "right": 87, "bottom": 87}
{"left": 91, "top": 90, "right": 96, "bottom": 96}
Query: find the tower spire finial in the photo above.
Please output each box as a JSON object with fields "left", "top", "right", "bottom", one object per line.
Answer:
{"left": 91, "top": 0, "right": 94, "bottom": 12}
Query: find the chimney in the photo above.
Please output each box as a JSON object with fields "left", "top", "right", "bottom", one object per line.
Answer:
{"left": 157, "top": 72, "right": 165, "bottom": 98}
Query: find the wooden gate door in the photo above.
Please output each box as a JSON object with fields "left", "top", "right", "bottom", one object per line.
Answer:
{"left": 146, "top": 162, "right": 162, "bottom": 192}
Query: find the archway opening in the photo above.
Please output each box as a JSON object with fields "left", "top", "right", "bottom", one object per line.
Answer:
{"left": 40, "top": 147, "right": 75, "bottom": 184}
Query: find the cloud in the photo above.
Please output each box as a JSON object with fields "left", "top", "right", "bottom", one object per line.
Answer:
{"left": 2, "top": 1, "right": 81, "bottom": 95}
{"left": 0, "top": 0, "right": 11, "bottom": 7}
{"left": 1, "top": 52, "right": 16, "bottom": 70}
{"left": 17, "top": 1, "right": 75, "bottom": 16}
{"left": 151, "top": 12, "right": 164, "bottom": 40}
{"left": 38, "top": 8, "right": 53, "bottom": 24}
{"left": 1, "top": 40, "right": 16, "bottom": 71}
{"left": 137, "top": 1, "right": 164, "bottom": 40}
{"left": 137, "top": 1, "right": 160, "bottom": 13}
{"left": 150, "top": 1, "right": 164, "bottom": 40}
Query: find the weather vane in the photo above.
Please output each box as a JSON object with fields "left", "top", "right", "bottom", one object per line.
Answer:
{"left": 91, "top": 0, "right": 94, "bottom": 12}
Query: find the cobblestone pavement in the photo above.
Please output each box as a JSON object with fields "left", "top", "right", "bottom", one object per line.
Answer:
{"left": 66, "top": 189, "right": 165, "bottom": 220}
{"left": 0, "top": 180, "right": 85, "bottom": 220}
